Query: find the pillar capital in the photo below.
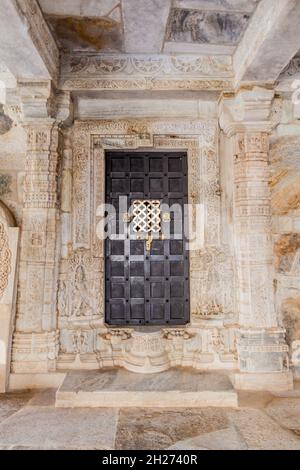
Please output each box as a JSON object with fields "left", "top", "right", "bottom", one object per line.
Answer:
{"left": 219, "top": 87, "right": 275, "bottom": 137}
{"left": 18, "top": 79, "right": 73, "bottom": 126}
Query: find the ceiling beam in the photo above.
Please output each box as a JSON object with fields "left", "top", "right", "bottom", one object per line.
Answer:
{"left": 234, "top": 0, "right": 300, "bottom": 85}
{"left": 0, "top": 0, "right": 59, "bottom": 83}
{"left": 123, "top": 0, "right": 172, "bottom": 53}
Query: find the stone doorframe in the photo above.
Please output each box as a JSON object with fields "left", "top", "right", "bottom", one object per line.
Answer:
{"left": 56, "top": 118, "right": 238, "bottom": 373}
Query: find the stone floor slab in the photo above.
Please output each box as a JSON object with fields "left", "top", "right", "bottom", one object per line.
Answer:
{"left": 115, "top": 408, "right": 229, "bottom": 450}
{"left": 167, "top": 426, "right": 248, "bottom": 450}
{"left": 0, "top": 406, "right": 118, "bottom": 450}
{"left": 265, "top": 398, "right": 300, "bottom": 435}
{"left": 227, "top": 408, "right": 300, "bottom": 450}
{"left": 56, "top": 369, "right": 238, "bottom": 408}
{"left": 0, "top": 392, "right": 34, "bottom": 425}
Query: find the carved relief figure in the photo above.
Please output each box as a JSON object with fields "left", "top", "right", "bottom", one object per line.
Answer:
{"left": 72, "top": 265, "right": 95, "bottom": 317}
{"left": 57, "top": 250, "right": 103, "bottom": 320}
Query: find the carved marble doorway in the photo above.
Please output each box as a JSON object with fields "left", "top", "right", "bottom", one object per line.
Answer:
{"left": 105, "top": 151, "right": 190, "bottom": 326}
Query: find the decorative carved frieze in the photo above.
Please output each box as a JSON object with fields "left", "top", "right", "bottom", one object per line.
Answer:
{"left": 94, "top": 326, "right": 237, "bottom": 372}
{"left": 11, "top": 330, "right": 59, "bottom": 373}
{"left": 237, "top": 329, "right": 289, "bottom": 373}
{"left": 60, "top": 53, "right": 233, "bottom": 91}
{"left": 61, "top": 78, "right": 233, "bottom": 92}
{"left": 62, "top": 53, "right": 233, "bottom": 77}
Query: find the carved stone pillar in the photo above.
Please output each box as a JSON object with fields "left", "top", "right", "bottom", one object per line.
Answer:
{"left": 220, "top": 87, "right": 293, "bottom": 391}
{"left": 12, "top": 81, "right": 72, "bottom": 374}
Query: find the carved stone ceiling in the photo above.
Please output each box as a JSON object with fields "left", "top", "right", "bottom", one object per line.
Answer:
{"left": 38, "top": 0, "right": 261, "bottom": 54}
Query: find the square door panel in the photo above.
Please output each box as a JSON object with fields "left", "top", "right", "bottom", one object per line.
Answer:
{"left": 130, "top": 262, "right": 144, "bottom": 276}
{"left": 111, "top": 240, "right": 124, "bottom": 255}
{"left": 168, "top": 157, "right": 183, "bottom": 172}
{"left": 150, "top": 262, "right": 164, "bottom": 276}
{"left": 170, "top": 281, "right": 184, "bottom": 298}
{"left": 170, "top": 301, "right": 184, "bottom": 319}
{"left": 170, "top": 261, "right": 184, "bottom": 276}
{"left": 130, "top": 157, "right": 144, "bottom": 172}
{"left": 110, "top": 302, "right": 125, "bottom": 319}
{"left": 169, "top": 178, "right": 182, "bottom": 193}
{"left": 150, "top": 303, "right": 165, "bottom": 320}
{"left": 111, "top": 283, "right": 125, "bottom": 298}
{"left": 131, "top": 281, "right": 144, "bottom": 298}
{"left": 150, "top": 240, "right": 164, "bottom": 255}
{"left": 130, "top": 179, "right": 144, "bottom": 192}
{"left": 149, "top": 178, "right": 163, "bottom": 192}
{"left": 130, "top": 240, "right": 144, "bottom": 255}
{"left": 151, "top": 282, "right": 164, "bottom": 298}
{"left": 130, "top": 302, "right": 145, "bottom": 319}
{"left": 111, "top": 158, "right": 127, "bottom": 172}
{"left": 111, "top": 179, "right": 129, "bottom": 194}
{"left": 111, "top": 262, "right": 124, "bottom": 277}
{"left": 170, "top": 240, "right": 183, "bottom": 255}
{"left": 149, "top": 158, "right": 163, "bottom": 172}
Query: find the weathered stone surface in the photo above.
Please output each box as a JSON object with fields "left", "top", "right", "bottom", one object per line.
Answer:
{"left": 227, "top": 408, "right": 300, "bottom": 449}
{"left": 265, "top": 398, "right": 300, "bottom": 435}
{"left": 0, "top": 407, "right": 118, "bottom": 450}
{"left": 123, "top": 0, "right": 171, "bottom": 53}
{"left": 0, "top": 392, "right": 33, "bottom": 424}
{"left": 0, "top": 106, "right": 12, "bottom": 135}
{"left": 167, "top": 426, "right": 247, "bottom": 450}
{"left": 56, "top": 369, "right": 238, "bottom": 408}
{"left": 166, "top": 9, "right": 251, "bottom": 46}
{"left": 115, "top": 408, "right": 229, "bottom": 450}
{"left": 27, "top": 388, "right": 57, "bottom": 407}
{"left": 45, "top": 16, "right": 123, "bottom": 52}
{"left": 274, "top": 234, "right": 300, "bottom": 272}
{"left": 281, "top": 298, "right": 300, "bottom": 345}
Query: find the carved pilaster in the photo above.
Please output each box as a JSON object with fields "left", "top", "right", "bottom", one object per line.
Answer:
{"left": 220, "top": 88, "right": 292, "bottom": 386}
{"left": 13, "top": 81, "right": 72, "bottom": 373}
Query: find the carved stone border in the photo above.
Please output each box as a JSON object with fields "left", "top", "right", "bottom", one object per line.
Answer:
{"left": 72, "top": 118, "right": 222, "bottom": 326}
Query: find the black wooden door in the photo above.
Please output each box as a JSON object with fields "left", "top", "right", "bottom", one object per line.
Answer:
{"left": 105, "top": 151, "right": 189, "bottom": 325}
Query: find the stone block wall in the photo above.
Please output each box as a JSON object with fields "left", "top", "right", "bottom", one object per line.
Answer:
{"left": 270, "top": 101, "right": 300, "bottom": 377}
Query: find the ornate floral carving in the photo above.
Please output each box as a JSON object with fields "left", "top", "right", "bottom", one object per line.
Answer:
{"left": 61, "top": 78, "right": 232, "bottom": 92}
{"left": 61, "top": 53, "right": 232, "bottom": 80}
{"left": 0, "top": 221, "right": 11, "bottom": 299}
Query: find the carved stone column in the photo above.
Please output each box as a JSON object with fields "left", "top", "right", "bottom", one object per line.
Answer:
{"left": 12, "top": 81, "right": 72, "bottom": 374}
{"left": 220, "top": 87, "right": 293, "bottom": 391}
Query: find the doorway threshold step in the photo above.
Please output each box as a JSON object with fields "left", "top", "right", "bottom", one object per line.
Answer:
{"left": 56, "top": 368, "right": 238, "bottom": 408}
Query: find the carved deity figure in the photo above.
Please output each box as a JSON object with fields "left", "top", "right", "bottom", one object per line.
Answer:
{"left": 72, "top": 265, "right": 94, "bottom": 317}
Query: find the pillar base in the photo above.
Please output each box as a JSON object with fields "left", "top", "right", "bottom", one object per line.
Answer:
{"left": 233, "top": 371, "right": 293, "bottom": 392}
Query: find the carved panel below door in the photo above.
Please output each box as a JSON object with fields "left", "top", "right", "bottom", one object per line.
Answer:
{"left": 105, "top": 151, "right": 190, "bottom": 325}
